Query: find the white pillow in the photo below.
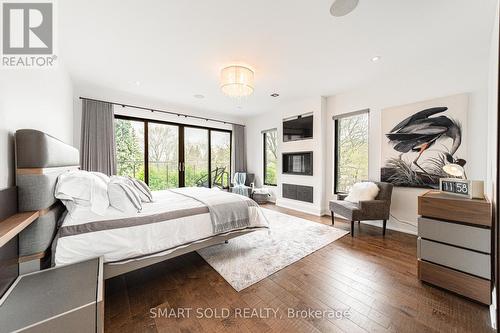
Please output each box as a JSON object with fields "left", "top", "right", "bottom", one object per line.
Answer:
{"left": 126, "top": 176, "right": 153, "bottom": 202}
{"left": 345, "top": 182, "right": 380, "bottom": 203}
{"left": 108, "top": 180, "right": 143, "bottom": 213}
{"left": 109, "top": 175, "right": 152, "bottom": 202}
{"left": 110, "top": 175, "right": 135, "bottom": 187}
{"left": 60, "top": 200, "right": 101, "bottom": 219}
{"left": 91, "top": 171, "right": 110, "bottom": 184}
{"left": 55, "top": 170, "right": 109, "bottom": 216}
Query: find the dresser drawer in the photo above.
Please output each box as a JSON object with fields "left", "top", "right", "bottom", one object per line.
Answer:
{"left": 417, "top": 238, "right": 490, "bottom": 279}
{"left": 418, "top": 191, "right": 491, "bottom": 227}
{"left": 418, "top": 217, "right": 490, "bottom": 253}
{"left": 418, "top": 260, "right": 490, "bottom": 305}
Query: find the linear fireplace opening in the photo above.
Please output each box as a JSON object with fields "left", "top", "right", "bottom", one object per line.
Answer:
{"left": 282, "top": 151, "right": 313, "bottom": 175}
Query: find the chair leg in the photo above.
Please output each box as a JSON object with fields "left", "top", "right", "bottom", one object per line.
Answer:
{"left": 331, "top": 211, "right": 334, "bottom": 225}
{"left": 382, "top": 220, "right": 387, "bottom": 236}
{"left": 351, "top": 220, "right": 354, "bottom": 236}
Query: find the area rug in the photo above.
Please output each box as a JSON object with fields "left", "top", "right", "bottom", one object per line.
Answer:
{"left": 197, "top": 208, "right": 349, "bottom": 291}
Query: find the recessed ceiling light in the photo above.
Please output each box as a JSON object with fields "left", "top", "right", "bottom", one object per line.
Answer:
{"left": 330, "top": 0, "right": 359, "bottom": 17}
{"left": 371, "top": 56, "right": 381, "bottom": 62}
{"left": 193, "top": 94, "right": 205, "bottom": 99}
{"left": 270, "top": 93, "right": 280, "bottom": 98}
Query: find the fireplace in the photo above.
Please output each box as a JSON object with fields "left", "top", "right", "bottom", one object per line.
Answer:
{"left": 282, "top": 151, "right": 313, "bottom": 175}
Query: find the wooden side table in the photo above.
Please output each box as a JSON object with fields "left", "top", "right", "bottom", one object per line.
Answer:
{"left": 0, "top": 257, "right": 104, "bottom": 333}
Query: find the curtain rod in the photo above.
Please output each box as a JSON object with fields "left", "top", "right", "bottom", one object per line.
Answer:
{"left": 79, "top": 97, "right": 245, "bottom": 127}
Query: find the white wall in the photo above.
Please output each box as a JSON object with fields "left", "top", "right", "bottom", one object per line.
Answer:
{"left": 486, "top": 3, "right": 498, "bottom": 327}
{"left": 245, "top": 97, "right": 328, "bottom": 215}
{"left": 325, "top": 59, "right": 490, "bottom": 234}
{"left": 245, "top": 56, "right": 491, "bottom": 233}
{"left": 245, "top": 105, "right": 282, "bottom": 201}
{"left": 0, "top": 67, "right": 74, "bottom": 189}
{"left": 486, "top": 6, "right": 499, "bottom": 199}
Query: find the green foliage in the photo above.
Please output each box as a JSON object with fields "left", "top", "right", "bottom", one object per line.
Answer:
{"left": 336, "top": 114, "right": 369, "bottom": 193}
{"left": 265, "top": 161, "right": 277, "bottom": 185}
{"left": 115, "top": 119, "right": 231, "bottom": 189}
{"left": 115, "top": 119, "right": 144, "bottom": 181}
{"left": 148, "top": 162, "right": 178, "bottom": 190}
{"left": 211, "top": 143, "right": 231, "bottom": 187}
{"left": 264, "top": 130, "right": 278, "bottom": 185}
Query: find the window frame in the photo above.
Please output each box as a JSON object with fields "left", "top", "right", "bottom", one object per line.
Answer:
{"left": 115, "top": 114, "right": 232, "bottom": 189}
{"left": 263, "top": 129, "right": 278, "bottom": 187}
{"left": 333, "top": 110, "right": 370, "bottom": 194}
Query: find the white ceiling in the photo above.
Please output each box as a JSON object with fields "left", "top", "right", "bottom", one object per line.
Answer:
{"left": 59, "top": 0, "right": 497, "bottom": 116}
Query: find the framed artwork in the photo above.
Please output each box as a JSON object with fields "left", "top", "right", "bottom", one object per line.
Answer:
{"left": 380, "top": 93, "right": 468, "bottom": 188}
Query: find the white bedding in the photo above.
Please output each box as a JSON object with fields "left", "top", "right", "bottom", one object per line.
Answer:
{"left": 54, "top": 188, "right": 268, "bottom": 266}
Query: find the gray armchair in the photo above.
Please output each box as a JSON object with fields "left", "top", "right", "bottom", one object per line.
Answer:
{"left": 329, "top": 181, "right": 393, "bottom": 237}
{"left": 229, "top": 172, "right": 255, "bottom": 197}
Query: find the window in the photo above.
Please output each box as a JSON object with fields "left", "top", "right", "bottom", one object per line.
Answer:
{"left": 334, "top": 111, "right": 369, "bottom": 194}
{"left": 184, "top": 127, "right": 209, "bottom": 187}
{"left": 263, "top": 129, "right": 278, "bottom": 186}
{"left": 148, "top": 123, "right": 179, "bottom": 190}
{"left": 210, "top": 131, "right": 231, "bottom": 188}
{"left": 115, "top": 118, "right": 145, "bottom": 181}
{"left": 114, "top": 116, "right": 231, "bottom": 190}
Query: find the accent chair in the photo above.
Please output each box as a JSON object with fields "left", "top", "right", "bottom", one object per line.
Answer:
{"left": 230, "top": 172, "right": 255, "bottom": 197}
{"left": 329, "top": 181, "right": 394, "bottom": 237}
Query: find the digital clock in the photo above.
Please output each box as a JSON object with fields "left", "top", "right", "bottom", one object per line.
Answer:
{"left": 439, "top": 178, "right": 484, "bottom": 199}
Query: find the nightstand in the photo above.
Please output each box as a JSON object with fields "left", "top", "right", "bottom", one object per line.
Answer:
{"left": 0, "top": 257, "right": 104, "bottom": 333}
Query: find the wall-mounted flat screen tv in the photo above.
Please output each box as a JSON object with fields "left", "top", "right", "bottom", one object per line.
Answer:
{"left": 283, "top": 115, "right": 313, "bottom": 142}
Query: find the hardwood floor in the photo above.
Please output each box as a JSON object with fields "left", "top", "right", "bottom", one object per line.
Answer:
{"left": 104, "top": 204, "right": 493, "bottom": 333}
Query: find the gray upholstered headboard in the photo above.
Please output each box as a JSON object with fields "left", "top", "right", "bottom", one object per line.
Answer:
{"left": 15, "top": 129, "right": 79, "bottom": 262}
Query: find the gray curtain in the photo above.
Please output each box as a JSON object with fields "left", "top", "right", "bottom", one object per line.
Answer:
{"left": 80, "top": 99, "right": 117, "bottom": 175}
{"left": 232, "top": 124, "right": 247, "bottom": 173}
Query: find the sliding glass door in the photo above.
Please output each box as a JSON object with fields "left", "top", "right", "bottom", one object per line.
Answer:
{"left": 115, "top": 118, "right": 145, "bottom": 181}
{"left": 184, "top": 127, "right": 209, "bottom": 187}
{"left": 210, "top": 131, "right": 231, "bottom": 188}
{"left": 148, "top": 123, "right": 179, "bottom": 190}
{"left": 115, "top": 116, "right": 231, "bottom": 189}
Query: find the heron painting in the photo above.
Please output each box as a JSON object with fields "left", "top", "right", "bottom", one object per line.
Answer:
{"left": 380, "top": 94, "right": 468, "bottom": 188}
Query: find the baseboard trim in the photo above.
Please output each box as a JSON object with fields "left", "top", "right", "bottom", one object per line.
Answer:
{"left": 275, "top": 199, "right": 322, "bottom": 216}
{"left": 331, "top": 213, "right": 417, "bottom": 235}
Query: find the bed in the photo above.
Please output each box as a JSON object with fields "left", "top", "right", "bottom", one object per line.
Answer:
{"left": 15, "top": 129, "right": 268, "bottom": 278}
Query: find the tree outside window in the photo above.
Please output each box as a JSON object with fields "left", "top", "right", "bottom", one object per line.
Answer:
{"left": 264, "top": 129, "right": 278, "bottom": 186}
{"left": 115, "top": 119, "right": 145, "bottom": 181}
{"left": 115, "top": 117, "right": 231, "bottom": 190}
{"left": 334, "top": 112, "right": 369, "bottom": 193}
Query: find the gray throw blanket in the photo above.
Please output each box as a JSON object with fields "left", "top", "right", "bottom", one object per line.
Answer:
{"left": 170, "top": 187, "right": 257, "bottom": 233}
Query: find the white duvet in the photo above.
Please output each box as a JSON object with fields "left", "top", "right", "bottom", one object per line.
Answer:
{"left": 54, "top": 189, "right": 268, "bottom": 266}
